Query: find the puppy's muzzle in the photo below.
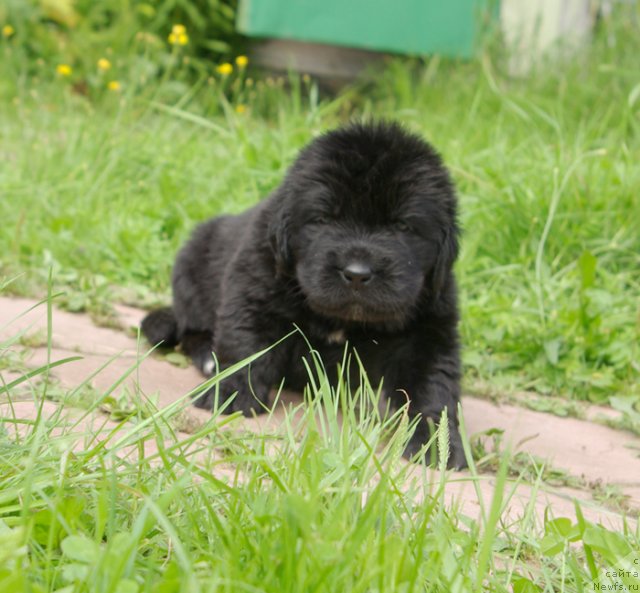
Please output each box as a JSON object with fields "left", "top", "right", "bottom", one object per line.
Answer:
{"left": 340, "top": 262, "right": 373, "bottom": 288}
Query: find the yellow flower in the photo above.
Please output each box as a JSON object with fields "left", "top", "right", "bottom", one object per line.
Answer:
{"left": 216, "top": 62, "right": 233, "bottom": 76}
{"left": 235, "top": 104, "right": 247, "bottom": 114}
{"left": 235, "top": 55, "right": 248, "bottom": 68}
{"left": 2, "top": 24, "right": 15, "bottom": 38}
{"left": 168, "top": 24, "right": 188, "bottom": 45}
{"left": 168, "top": 32, "right": 189, "bottom": 45}
{"left": 107, "top": 80, "right": 121, "bottom": 91}
{"left": 56, "top": 64, "right": 72, "bottom": 77}
{"left": 97, "top": 58, "right": 112, "bottom": 71}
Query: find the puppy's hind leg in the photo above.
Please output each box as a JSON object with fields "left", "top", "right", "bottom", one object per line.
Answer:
{"left": 141, "top": 307, "right": 179, "bottom": 347}
{"left": 142, "top": 308, "right": 214, "bottom": 374}
{"left": 181, "top": 330, "right": 216, "bottom": 377}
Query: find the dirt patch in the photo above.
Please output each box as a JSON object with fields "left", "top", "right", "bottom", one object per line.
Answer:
{"left": 2, "top": 296, "right": 639, "bottom": 526}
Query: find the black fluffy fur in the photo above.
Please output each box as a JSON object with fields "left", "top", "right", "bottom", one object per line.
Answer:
{"left": 141, "top": 121, "right": 466, "bottom": 468}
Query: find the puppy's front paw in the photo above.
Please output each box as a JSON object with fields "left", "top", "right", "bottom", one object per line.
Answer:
{"left": 446, "top": 428, "right": 467, "bottom": 470}
{"left": 404, "top": 422, "right": 467, "bottom": 470}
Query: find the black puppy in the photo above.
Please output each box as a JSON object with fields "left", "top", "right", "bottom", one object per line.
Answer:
{"left": 142, "top": 121, "right": 465, "bottom": 468}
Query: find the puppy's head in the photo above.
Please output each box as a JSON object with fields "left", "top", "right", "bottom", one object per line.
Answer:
{"left": 270, "top": 121, "right": 459, "bottom": 327}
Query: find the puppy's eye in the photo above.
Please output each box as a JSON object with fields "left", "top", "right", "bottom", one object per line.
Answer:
{"left": 310, "top": 215, "right": 330, "bottom": 225}
{"left": 394, "top": 221, "right": 412, "bottom": 233}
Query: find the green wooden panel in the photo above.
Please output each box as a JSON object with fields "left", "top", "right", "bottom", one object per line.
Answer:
{"left": 237, "top": 0, "right": 491, "bottom": 58}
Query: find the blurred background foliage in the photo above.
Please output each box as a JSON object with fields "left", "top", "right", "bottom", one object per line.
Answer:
{"left": 1, "top": 0, "right": 243, "bottom": 98}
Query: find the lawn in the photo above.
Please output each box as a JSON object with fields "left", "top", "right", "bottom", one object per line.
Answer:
{"left": 1, "top": 3, "right": 639, "bottom": 592}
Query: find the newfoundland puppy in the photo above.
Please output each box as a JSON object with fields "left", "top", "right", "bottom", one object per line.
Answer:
{"left": 141, "top": 121, "right": 465, "bottom": 468}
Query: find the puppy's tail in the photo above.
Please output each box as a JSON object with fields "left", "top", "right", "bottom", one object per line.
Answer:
{"left": 141, "top": 307, "right": 179, "bottom": 347}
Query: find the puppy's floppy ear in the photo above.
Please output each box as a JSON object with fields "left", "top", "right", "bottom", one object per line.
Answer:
{"left": 432, "top": 224, "right": 459, "bottom": 295}
{"left": 268, "top": 191, "right": 293, "bottom": 275}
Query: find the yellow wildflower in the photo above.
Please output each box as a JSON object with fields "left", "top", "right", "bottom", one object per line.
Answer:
{"left": 2, "top": 24, "right": 15, "bottom": 38}
{"left": 235, "top": 55, "right": 248, "bottom": 68}
{"left": 107, "top": 80, "right": 121, "bottom": 91}
{"left": 235, "top": 104, "right": 247, "bottom": 114}
{"left": 97, "top": 58, "right": 112, "bottom": 71}
{"left": 168, "top": 24, "right": 188, "bottom": 45}
{"left": 168, "top": 32, "right": 189, "bottom": 45}
{"left": 56, "top": 64, "right": 72, "bottom": 77}
{"left": 216, "top": 63, "right": 233, "bottom": 76}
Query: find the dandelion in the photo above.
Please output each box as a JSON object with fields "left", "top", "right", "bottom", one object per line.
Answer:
{"left": 168, "top": 32, "right": 189, "bottom": 45}
{"left": 168, "top": 24, "right": 188, "bottom": 46}
{"left": 235, "top": 104, "right": 247, "bottom": 114}
{"left": 107, "top": 81, "right": 121, "bottom": 91}
{"left": 216, "top": 63, "right": 233, "bottom": 76}
{"left": 97, "top": 58, "right": 112, "bottom": 71}
{"left": 2, "top": 24, "right": 15, "bottom": 38}
{"left": 235, "top": 55, "right": 248, "bottom": 68}
{"left": 56, "top": 64, "right": 72, "bottom": 77}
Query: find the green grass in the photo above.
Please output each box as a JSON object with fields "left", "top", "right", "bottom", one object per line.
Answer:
{"left": 2, "top": 303, "right": 639, "bottom": 593}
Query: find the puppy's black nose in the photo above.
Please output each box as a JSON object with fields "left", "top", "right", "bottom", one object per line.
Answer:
{"left": 341, "top": 262, "right": 373, "bottom": 286}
